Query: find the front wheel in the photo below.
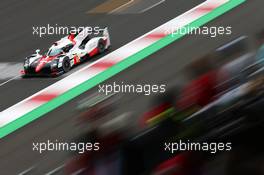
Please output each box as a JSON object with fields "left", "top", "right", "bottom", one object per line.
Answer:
{"left": 62, "top": 57, "right": 71, "bottom": 73}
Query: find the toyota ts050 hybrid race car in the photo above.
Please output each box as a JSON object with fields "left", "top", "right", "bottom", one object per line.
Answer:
{"left": 22, "top": 27, "right": 111, "bottom": 77}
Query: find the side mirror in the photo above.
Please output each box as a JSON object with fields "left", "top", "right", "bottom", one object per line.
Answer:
{"left": 35, "top": 49, "right": 40, "bottom": 55}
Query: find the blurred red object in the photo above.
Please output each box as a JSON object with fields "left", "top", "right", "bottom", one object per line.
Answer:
{"left": 153, "top": 152, "right": 203, "bottom": 175}
{"left": 177, "top": 71, "right": 218, "bottom": 110}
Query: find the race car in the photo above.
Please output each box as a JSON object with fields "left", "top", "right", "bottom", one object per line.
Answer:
{"left": 22, "top": 27, "right": 111, "bottom": 77}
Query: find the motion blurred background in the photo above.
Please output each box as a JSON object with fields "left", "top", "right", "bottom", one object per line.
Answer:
{"left": 0, "top": 0, "right": 264, "bottom": 174}
{"left": 65, "top": 34, "right": 264, "bottom": 175}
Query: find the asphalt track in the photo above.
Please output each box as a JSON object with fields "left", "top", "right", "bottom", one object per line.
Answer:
{"left": 0, "top": 0, "right": 203, "bottom": 111}
{"left": 0, "top": 0, "right": 204, "bottom": 173}
{"left": 0, "top": 0, "right": 262, "bottom": 174}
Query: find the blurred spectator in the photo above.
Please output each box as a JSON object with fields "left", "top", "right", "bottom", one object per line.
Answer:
{"left": 141, "top": 89, "right": 177, "bottom": 127}
{"left": 216, "top": 53, "right": 255, "bottom": 95}
{"left": 255, "top": 30, "right": 264, "bottom": 64}
{"left": 152, "top": 152, "right": 204, "bottom": 175}
{"left": 177, "top": 71, "right": 218, "bottom": 110}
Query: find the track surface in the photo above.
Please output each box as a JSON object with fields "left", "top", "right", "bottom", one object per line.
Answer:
{"left": 0, "top": 0, "right": 262, "bottom": 174}
{"left": 0, "top": 0, "right": 202, "bottom": 111}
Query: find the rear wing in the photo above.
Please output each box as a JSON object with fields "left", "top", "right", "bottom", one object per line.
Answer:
{"left": 102, "top": 27, "right": 111, "bottom": 48}
{"left": 69, "top": 27, "right": 111, "bottom": 47}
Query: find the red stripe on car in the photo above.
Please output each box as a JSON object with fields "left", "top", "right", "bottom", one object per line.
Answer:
{"left": 89, "top": 48, "right": 99, "bottom": 57}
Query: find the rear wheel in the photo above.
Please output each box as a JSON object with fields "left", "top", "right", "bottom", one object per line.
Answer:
{"left": 97, "top": 39, "right": 106, "bottom": 54}
{"left": 21, "top": 74, "right": 28, "bottom": 78}
{"left": 62, "top": 57, "right": 71, "bottom": 73}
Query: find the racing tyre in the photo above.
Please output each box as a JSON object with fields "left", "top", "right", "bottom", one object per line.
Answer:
{"left": 21, "top": 74, "right": 28, "bottom": 79}
{"left": 62, "top": 57, "right": 71, "bottom": 73}
{"left": 97, "top": 39, "right": 106, "bottom": 54}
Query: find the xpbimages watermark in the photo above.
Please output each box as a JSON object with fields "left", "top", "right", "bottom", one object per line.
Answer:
{"left": 32, "top": 140, "right": 100, "bottom": 154}
{"left": 32, "top": 24, "right": 104, "bottom": 37}
{"left": 164, "top": 140, "right": 232, "bottom": 154}
{"left": 165, "top": 26, "right": 232, "bottom": 38}
{"left": 98, "top": 82, "right": 166, "bottom": 96}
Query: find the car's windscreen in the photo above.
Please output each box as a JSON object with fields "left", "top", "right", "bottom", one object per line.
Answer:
{"left": 47, "top": 48, "right": 62, "bottom": 56}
